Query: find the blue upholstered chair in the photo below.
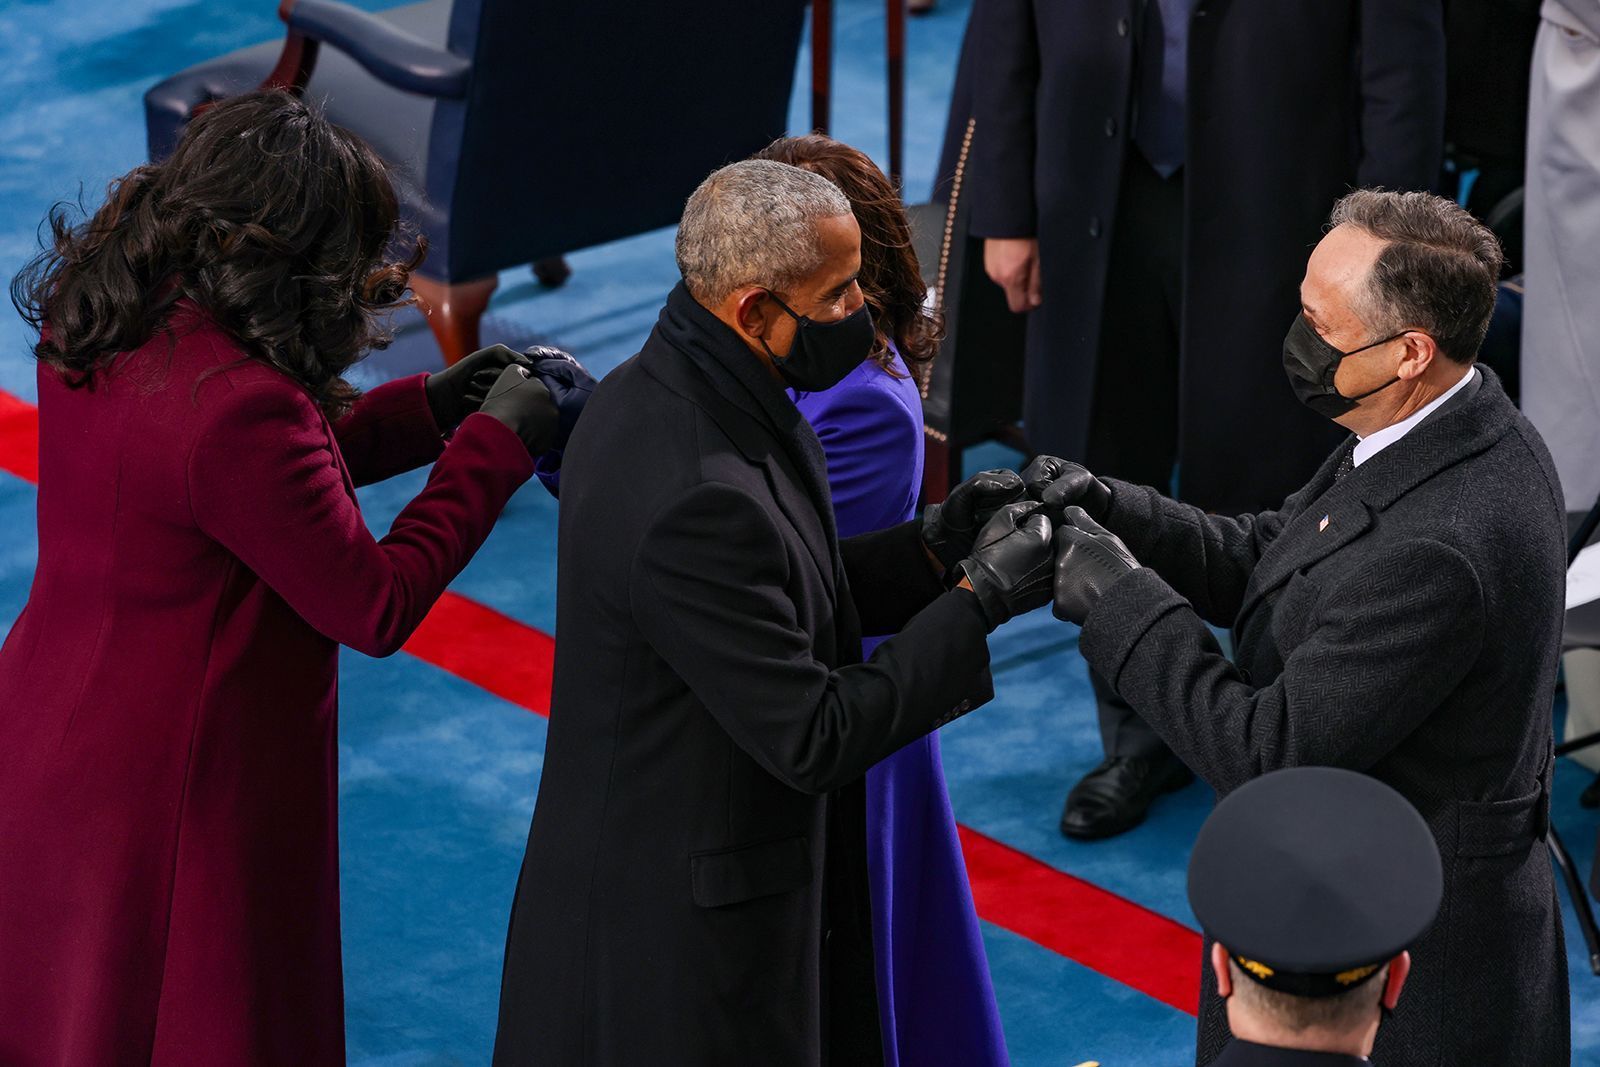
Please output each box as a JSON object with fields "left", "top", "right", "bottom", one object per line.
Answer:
{"left": 145, "top": 0, "right": 808, "bottom": 363}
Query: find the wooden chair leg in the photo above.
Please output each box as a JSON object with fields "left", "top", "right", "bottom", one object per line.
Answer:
{"left": 410, "top": 273, "right": 498, "bottom": 366}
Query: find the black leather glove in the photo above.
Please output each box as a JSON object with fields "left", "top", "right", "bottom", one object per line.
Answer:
{"left": 922, "top": 469, "right": 1027, "bottom": 571}
{"left": 425, "top": 344, "right": 530, "bottom": 430}
{"left": 1020, "top": 454, "right": 1112, "bottom": 523}
{"left": 1052, "top": 506, "right": 1141, "bottom": 625}
{"left": 522, "top": 345, "right": 595, "bottom": 452}
{"left": 478, "top": 365, "right": 559, "bottom": 454}
{"left": 953, "top": 501, "right": 1055, "bottom": 631}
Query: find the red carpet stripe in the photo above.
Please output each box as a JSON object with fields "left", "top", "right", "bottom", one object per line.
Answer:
{"left": 0, "top": 391, "right": 39, "bottom": 484}
{"left": 0, "top": 386, "right": 1200, "bottom": 1015}
{"left": 402, "top": 591, "right": 556, "bottom": 715}
{"left": 958, "top": 825, "right": 1200, "bottom": 1015}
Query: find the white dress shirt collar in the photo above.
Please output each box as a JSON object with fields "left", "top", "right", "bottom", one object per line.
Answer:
{"left": 1351, "top": 367, "right": 1478, "bottom": 468}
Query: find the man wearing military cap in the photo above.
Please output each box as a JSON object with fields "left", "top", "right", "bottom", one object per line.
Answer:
{"left": 1188, "top": 767, "right": 1442, "bottom": 1065}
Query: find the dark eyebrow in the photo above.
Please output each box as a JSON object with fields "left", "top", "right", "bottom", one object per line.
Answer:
{"left": 825, "top": 273, "right": 859, "bottom": 300}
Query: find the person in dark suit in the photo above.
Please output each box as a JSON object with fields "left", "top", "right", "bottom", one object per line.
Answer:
{"left": 1187, "top": 768, "right": 1443, "bottom": 1066}
{"left": 970, "top": 0, "right": 1447, "bottom": 839}
{"left": 1042, "top": 189, "right": 1569, "bottom": 1064}
{"left": 492, "top": 159, "right": 1055, "bottom": 1066}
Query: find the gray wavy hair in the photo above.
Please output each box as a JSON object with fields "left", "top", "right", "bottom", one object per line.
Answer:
{"left": 675, "top": 159, "right": 852, "bottom": 304}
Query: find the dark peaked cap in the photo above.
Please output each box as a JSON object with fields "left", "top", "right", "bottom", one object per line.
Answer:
{"left": 1187, "top": 767, "right": 1443, "bottom": 997}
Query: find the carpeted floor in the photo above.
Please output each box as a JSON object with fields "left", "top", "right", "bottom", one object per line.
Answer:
{"left": 1, "top": 2, "right": 1597, "bottom": 1064}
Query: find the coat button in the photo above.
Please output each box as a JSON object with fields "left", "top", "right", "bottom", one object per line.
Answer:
{"left": 1116, "top": 16, "right": 1129, "bottom": 36}
{"left": 1088, "top": 215, "right": 1102, "bottom": 238}
{"left": 1104, "top": 116, "right": 1117, "bottom": 137}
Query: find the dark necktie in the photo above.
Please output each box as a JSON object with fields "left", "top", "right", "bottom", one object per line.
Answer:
{"left": 1334, "top": 449, "right": 1355, "bottom": 481}
{"left": 1134, "top": 0, "right": 1199, "bottom": 178}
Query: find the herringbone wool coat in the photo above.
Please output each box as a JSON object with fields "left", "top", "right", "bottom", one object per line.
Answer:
{"left": 1080, "top": 368, "right": 1570, "bottom": 1066}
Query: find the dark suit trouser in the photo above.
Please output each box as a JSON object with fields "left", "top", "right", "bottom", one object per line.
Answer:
{"left": 1084, "top": 150, "right": 1182, "bottom": 761}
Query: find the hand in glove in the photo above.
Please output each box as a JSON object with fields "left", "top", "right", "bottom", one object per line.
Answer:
{"left": 478, "top": 365, "right": 559, "bottom": 455}
{"left": 424, "top": 344, "right": 531, "bottom": 431}
{"left": 522, "top": 345, "right": 596, "bottom": 453}
{"left": 922, "top": 469, "right": 1027, "bottom": 571}
{"left": 1019, "top": 454, "right": 1112, "bottom": 523}
{"left": 1052, "top": 506, "right": 1141, "bottom": 625}
{"left": 953, "top": 501, "right": 1055, "bottom": 631}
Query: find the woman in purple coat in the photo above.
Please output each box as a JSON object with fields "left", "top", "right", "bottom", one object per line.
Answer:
{"left": 756, "top": 136, "right": 1009, "bottom": 1066}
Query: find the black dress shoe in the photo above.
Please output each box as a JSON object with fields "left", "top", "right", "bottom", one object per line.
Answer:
{"left": 1059, "top": 755, "right": 1195, "bottom": 840}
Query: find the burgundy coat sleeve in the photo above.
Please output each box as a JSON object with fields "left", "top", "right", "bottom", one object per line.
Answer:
{"left": 189, "top": 380, "right": 534, "bottom": 657}
{"left": 329, "top": 373, "right": 446, "bottom": 487}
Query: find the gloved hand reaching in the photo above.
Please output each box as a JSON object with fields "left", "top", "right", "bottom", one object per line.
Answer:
{"left": 521, "top": 345, "right": 596, "bottom": 453}
{"left": 479, "top": 365, "right": 559, "bottom": 455}
{"left": 424, "top": 343, "right": 531, "bottom": 431}
{"left": 953, "top": 501, "right": 1055, "bottom": 631}
{"left": 1020, "top": 455, "right": 1112, "bottom": 523}
{"left": 922, "top": 468, "right": 1027, "bottom": 571}
{"left": 1052, "top": 506, "right": 1141, "bottom": 625}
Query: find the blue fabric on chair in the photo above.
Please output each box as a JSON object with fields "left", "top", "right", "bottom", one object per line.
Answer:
{"left": 144, "top": 0, "right": 806, "bottom": 283}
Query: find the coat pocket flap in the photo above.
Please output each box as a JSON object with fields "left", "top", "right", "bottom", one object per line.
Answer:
{"left": 691, "top": 835, "right": 812, "bottom": 908}
{"left": 1456, "top": 784, "right": 1550, "bottom": 858}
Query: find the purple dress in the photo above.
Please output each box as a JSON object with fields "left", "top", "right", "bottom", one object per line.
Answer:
{"left": 793, "top": 346, "right": 1009, "bottom": 1067}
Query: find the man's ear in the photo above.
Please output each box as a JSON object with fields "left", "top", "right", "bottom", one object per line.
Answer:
{"left": 732, "top": 287, "right": 774, "bottom": 342}
{"left": 1381, "top": 951, "right": 1410, "bottom": 1011}
{"left": 1210, "top": 943, "right": 1234, "bottom": 997}
{"left": 1397, "top": 330, "right": 1438, "bottom": 381}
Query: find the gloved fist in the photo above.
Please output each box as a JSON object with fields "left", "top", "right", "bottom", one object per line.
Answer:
{"left": 479, "top": 364, "right": 559, "bottom": 454}
{"left": 522, "top": 345, "right": 596, "bottom": 452}
{"left": 953, "top": 501, "right": 1055, "bottom": 631}
{"left": 425, "top": 343, "right": 530, "bottom": 430}
{"left": 1052, "top": 506, "right": 1141, "bottom": 625}
{"left": 1020, "top": 455, "right": 1112, "bottom": 523}
{"left": 922, "top": 468, "right": 1027, "bottom": 571}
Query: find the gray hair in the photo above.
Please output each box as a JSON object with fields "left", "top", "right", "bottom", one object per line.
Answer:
{"left": 1327, "top": 189, "right": 1504, "bottom": 364}
{"left": 675, "top": 159, "right": 853, "bottom": 304}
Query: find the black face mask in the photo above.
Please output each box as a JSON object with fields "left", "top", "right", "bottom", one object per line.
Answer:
{"left": 760, "top": 291, "right": 876, "bottom": 393}
{"left": 1282, "top": 313, "right": 1406, "bottom": 419}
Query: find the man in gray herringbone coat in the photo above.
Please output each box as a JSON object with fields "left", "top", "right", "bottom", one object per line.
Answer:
{"left": 1043, "top": 189, "right": 1569, "bottom": 1065}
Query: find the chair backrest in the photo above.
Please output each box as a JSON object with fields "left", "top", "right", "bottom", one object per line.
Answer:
{"left": 425, "top": 0, "right": 807, "bottom": 281}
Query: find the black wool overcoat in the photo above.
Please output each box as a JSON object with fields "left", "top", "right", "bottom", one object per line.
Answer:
{"left": 492, "top": 289, "right": 994, "bottom": 1066}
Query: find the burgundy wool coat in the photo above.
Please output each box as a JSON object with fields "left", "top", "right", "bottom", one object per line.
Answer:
{"left": 0, "top": 304, "right": 534, "bottom": 1066}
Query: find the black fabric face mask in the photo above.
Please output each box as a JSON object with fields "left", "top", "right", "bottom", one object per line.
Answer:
{"left": 1282, "top": 313, "right": 1406, "bottom": 419}
{"left": 760, "top": 291, "right": 876, "bottom": 393}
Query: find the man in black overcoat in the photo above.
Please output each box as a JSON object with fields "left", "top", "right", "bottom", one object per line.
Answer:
{"left": 1044, "top": 189, "right": 1570, "bottom": 1064}
{"left": 492, "top": 160, "right": 1055, "bottom": 1065}
{"left": 969, "top": 0, "right": 1448, "bottom": 837}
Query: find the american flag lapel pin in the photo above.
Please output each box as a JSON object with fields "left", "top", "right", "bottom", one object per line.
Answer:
{"left": 1318, "top": 514, "right": 1331, "bottom": 533}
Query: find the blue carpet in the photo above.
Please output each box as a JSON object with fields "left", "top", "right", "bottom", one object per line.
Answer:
{"left": 1, "top": 2, "right": 1596, "bottom": 1064}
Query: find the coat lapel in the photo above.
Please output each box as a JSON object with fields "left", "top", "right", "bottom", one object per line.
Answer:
{"left": 640, "top": 330, "right": 838, "bottom": 595}
{"left": 1238, "top": 368, "right": 1512, "bottom": 619}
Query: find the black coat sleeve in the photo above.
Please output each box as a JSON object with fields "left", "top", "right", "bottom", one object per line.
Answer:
{"left": 630, "top": 482, "right": 992, "bottom": 796}
{"left": 840, "top": 520, "right": 946, "bottom": 636}
{"left": 1100, "top": 478, "right": 1290, "bottom": 627}
{"left": 1079, "top": 537, "right": 1484, "bottom": 796}
{"left": 1356, "top": 0, "right": 1446, "bottom": 189}
{"left": 969, "top": 0, "right": 1039, "bottom": 238}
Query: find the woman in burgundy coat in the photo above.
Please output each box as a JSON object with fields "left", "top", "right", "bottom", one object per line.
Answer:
{"left": 0, "top": 92, "right": 561, "bottom": 1066}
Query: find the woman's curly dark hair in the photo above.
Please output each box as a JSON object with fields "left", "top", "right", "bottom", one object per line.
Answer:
{"left": 754, "top": 134, "right": 943, "bottom": 377}
{"left": 10, "top": 90, "right": 424, "bottom": 418}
